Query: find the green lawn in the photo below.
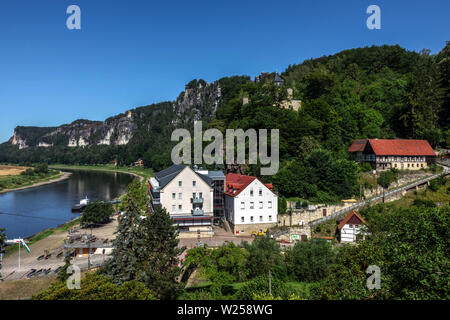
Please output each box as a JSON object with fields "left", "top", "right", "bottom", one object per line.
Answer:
{"left": 0, "top": 170, "right": 62, "bottom": 191}
{"left": 49, "top": 164, "right": 154, "bottom": 180}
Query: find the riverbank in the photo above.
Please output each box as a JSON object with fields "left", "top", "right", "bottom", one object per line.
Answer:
{"left": 0, "top": 171, "right": 71, "bottom": 195}
{"left": 49, "top": 164, "right": 153, "bottom": 181}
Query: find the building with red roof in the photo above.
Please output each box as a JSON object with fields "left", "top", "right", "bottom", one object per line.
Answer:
{"left": 347, "top": 139, "right": 436, "bottom": 171}
{"left": 224, "top": 173, "right": 278, "bottom": 236}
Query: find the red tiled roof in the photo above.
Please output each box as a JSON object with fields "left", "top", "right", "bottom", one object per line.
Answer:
{"left": 225, "top": 173, "right": 256, "bottom": 197}
{"left": 368, "top": 139, "right": 435, "bottom": 156}
{"left": 348, "top": 139, "right": 435, "bottom": 156}
{"left": 225, "top": 173, "right": 277, "bottom": 197}
{"left": 338, "top": 211, "right": 367, "bottom": 230}
{"left": 347, "top": 139, "right": 368, "bottom": 152}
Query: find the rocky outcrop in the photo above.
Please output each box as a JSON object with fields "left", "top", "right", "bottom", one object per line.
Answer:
{"left": 172, "top": 79, "right": 222, "bottom": 127}
{"left": 8, "top": 79, "right": 222, "bottom": 148}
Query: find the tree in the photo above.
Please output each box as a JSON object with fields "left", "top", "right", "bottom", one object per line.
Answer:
{"left": 120, "top": 178, "right": 149, "bottom": 215}
{"left": 33, "top": 273, "right": 156, "bottom": 300}
{"left": 81, "top": 201, "right": 114, "bottom": 227}
{"left": 138, "top": 206, "right": 185, "bottom": 299}
{"left": 105, "top": 181, "right": 147, "bottom": 284}
{"left": 285, "top": 239, "right": 335, "bottom": 282}
{"left": 377, "top": 170, "right": 397, "bottom": 202}
{"left": 242, "top": 236, "right": 287, "bottom": 279}
{"left": 321, "top": 205, "right": 450, "bottom": 300}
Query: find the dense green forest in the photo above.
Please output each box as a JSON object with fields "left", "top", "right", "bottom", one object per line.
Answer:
{"left": 1, "top": 43, "right": 449, "bottom": 202}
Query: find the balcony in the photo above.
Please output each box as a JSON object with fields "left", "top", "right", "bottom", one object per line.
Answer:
{"left": 192, "top": 209, "right": 204, "bottom": 216}
{"left": 192, "top": 197, "right": 204, "bottom": 204}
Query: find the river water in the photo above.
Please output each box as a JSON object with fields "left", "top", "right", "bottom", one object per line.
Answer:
{"left": 0, "top": 170, "right": 135, "bottom": 238}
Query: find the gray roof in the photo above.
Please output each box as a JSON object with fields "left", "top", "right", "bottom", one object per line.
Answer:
{"left": 206, "top": 170, "right": 225, "bottom": 179}
{"left": 155, "top": 164, "right": 212, "bottom": 189}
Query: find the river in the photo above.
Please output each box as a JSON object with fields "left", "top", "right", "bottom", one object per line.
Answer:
{"left": 0, "top": 170, "right": 135, "bottom": 238}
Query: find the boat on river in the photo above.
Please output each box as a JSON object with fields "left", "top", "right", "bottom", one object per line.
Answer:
{"left": 71, "top": 196, "right": 90, "bottom": 212}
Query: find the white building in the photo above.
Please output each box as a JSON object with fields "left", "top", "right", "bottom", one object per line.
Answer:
{"left": 337, "top": 211, "right": 368, "bottom": 243}
{"left": 149, "top": 165, "right": 214, "bottom": 233}
{"left": 224, "top": 173, "right": 278, "bottom": 236}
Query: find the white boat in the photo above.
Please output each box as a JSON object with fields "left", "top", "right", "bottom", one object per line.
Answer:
{"left": 71, "top": 196, "right": 90, "bottom": 212}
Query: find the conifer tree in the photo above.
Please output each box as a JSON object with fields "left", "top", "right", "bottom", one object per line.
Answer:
{"left": 105, "top": 179, "right": 147, "bottom": 283}
{"left": 138, "top": 206, "right": 185, "bottom": 299}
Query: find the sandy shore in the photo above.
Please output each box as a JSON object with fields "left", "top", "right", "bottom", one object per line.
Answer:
{"left": 0, "top": 171, "right": 72, "bottom": 195}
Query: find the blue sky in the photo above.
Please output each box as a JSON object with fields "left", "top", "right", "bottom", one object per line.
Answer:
{"left": 0, "top": 0, "right": 449, "bottom": 142}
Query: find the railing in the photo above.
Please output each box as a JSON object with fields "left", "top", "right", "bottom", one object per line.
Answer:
{"left": 192, "top": 197, "right": 203, "bottom": 204}
{"left": 309, "top": 166, "right": 449, "bottom": 227}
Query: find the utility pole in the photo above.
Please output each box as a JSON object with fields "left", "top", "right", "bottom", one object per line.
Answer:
{"left": 268, "top": 270, "right": 272, "bottom": 296}
{"left": 88, "top": 241, "right": 91, "bottom": 270}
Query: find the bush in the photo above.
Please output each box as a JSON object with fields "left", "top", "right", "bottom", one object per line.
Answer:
{"left": 234, "top": 276, "right": 293, "bottom": 300}
{"left": 412, "top": 198, "right": 436, "bottom": 208}
{"left": 81, "top": 201, "right": 114, "bottom": 227}
{"left": 33, "top": 272, "right": 156, "bottom": 300}
{"left": 285, "top": 239, "right": 335, "bottom": 282}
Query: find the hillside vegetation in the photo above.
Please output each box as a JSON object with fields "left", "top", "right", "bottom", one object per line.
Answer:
{"left": 1, "top": 43, "right": 449, "bottom": 202}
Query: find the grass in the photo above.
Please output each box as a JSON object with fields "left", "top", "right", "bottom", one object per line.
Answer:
{"left": 388, "top": 177, "right": 450, "bottom": 209}
{"left": 0, "top": 277, "right": 57, "bottom": 300}
{"left": 49, "top": 164, "right": 154, "bottom": 180}
{"left": 4, "top": 217, "right": 81, "bottom": 257}
{"left": 0, "top": 168, "right": 62, "bottom": 191}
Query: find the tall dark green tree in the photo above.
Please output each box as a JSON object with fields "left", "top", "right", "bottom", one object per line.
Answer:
{"left": 105, "top": 180, "right": 147, "bottom": 283}
{"left": 138, "top": 206, "right": 185, "bottom": 299}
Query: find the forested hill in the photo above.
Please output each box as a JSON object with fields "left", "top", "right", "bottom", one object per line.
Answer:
{"left": 1, "top": 43, "right": 449, "bottom": 201}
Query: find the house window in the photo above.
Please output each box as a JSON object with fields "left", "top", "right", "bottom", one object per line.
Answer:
{"left": 250, "top": 189, "right": 254, "bottom": 196}
{"left": 268, "top": 201, "right": 272, "bottom": 208}
{"left": 349, "top": 224, "right": 354, "bottom": 228}
{"left": 193, "top": 193, "right": 196, "bottom": 199}
{"left": 172, "top": 205, "right": 176, "bottom": 211}
{"left": 259, "top": 189, "right": 262, "bottom": 196}
{"left": 250, "top": 202, "right": 254, "bottom": 209}
{"left": 199, "top": 192, "right": 203, "bottom": 199}
{"left": 421, "top": 164, "right": 424, "bottom": 167}
{"left": 268, "top": 215, "right": 272, "bottom": 221}
{"left": 178, "top": 193, "right": 182, "bottom": 199}
{"left": 250, "top": 216, "right": 254, "bottom": 222}
{"left": 259, "top": 201, "right": 263, "bottom": 209}
{"left": 178, "top": 181, "right": 182, "bottom": 187}
{"left": 178, "top": 205, "right": 182, "bottom": 211}
{"left": 259, "top": 216, "right": 263, "bottom": 222}
{"left": 241, "top": 217, "right": 244, "bottom": 223}
{"left": 172, "top": 193, "right": 176, "bottom": 199}
{"left": 240, "top": 202, "right": 245, "bottom": 209}
{"left": 192, "top": 181, "right": 196, "bottom": 187}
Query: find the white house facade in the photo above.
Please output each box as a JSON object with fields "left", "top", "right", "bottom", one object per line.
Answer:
{"left": 150, "top": 165, "right": 214, "bottom": 233}
{"left": 224, "top": 173, "right": 278, "bottom": 236}
{"left": 338, "top": 211, "right": 367, "bottom": 243}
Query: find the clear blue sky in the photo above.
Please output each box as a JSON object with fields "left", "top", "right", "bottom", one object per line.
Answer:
{"left": 0, "top": 0, "right": 449, "bottom": 143}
